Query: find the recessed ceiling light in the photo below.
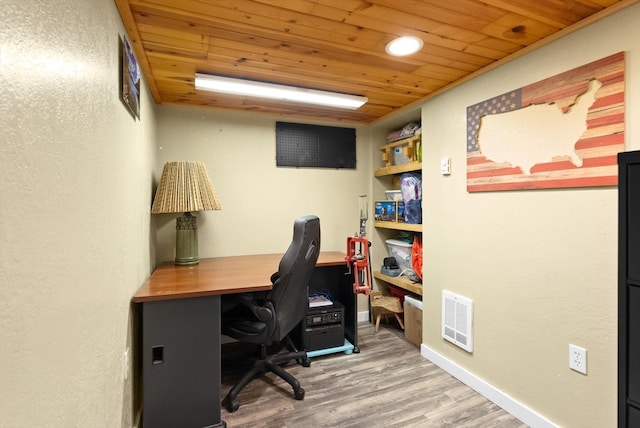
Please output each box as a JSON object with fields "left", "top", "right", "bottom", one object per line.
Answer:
{"left": 385, "top": 36, "right": 423, "bottom": 56}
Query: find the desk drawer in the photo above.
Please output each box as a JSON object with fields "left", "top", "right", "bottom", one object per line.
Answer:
{"left": 302, "top": 323, "right": 344, "bottom": 351}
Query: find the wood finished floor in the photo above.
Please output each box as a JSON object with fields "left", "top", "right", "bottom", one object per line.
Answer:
{"left": 220, "top": 322, "right": 529, "bottom": 428}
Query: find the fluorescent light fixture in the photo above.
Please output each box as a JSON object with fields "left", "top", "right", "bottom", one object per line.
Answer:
{"left": 194, "top": 73, "right": 367, "bottom": 110}
{"left": 385, "top": 36, "right": 423, "bottom": 56}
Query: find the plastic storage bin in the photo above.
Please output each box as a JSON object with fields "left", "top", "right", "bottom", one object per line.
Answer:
{"left": 385, "top": 190, "right": 403, "bottom": 201}
{"left": 386, "top": 239, "right": 413, "bottom": 273}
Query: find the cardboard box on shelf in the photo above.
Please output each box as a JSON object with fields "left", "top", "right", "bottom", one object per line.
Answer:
{"left": 375, "top": 200, "right": 405, "bottom": 222}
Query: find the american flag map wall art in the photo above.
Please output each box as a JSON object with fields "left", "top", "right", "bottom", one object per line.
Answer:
{"left": 466, "top": 51, "right": 625, "bottom": 192}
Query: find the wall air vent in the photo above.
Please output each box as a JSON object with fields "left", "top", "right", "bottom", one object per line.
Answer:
{"left": 442, "top": 290, "right": 473, "bottom": 352}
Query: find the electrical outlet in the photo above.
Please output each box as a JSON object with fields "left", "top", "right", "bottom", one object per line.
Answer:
{"left": 123, "top": 348, "right": 130, "bottom": 380}
{"left": 569, "top": 344, "right": 587, "bottom": 374}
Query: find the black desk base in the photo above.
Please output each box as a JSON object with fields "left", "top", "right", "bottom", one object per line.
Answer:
{"left": 308, "top": 263, "right": 359, "bottom": 352}
{"left": 142, "top": 295, "right": 226, "bottom": 428}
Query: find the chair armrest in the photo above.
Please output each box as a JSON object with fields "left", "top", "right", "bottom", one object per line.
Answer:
{"left": 254, "top": 301, "right": 275, "bottom": 324}
{"left": 236, "top": 293, "right": 275, "bottom": 324}
{"left": 270, "top": 272, "right": 280, "bottom": 284}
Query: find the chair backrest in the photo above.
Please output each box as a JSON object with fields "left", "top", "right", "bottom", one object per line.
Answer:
{"left": 268, "top": 215, "right": 321, "bottom": 341}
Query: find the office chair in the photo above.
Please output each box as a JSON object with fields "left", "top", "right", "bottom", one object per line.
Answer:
{"left": 221, "top": 215, "right": 321, "bottom": 412}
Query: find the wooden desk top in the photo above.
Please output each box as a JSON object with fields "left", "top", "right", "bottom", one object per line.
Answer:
{"left": 133, "top": 251, "right": 347, "bottom": 303}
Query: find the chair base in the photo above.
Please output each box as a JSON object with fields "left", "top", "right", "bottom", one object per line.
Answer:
{"left": 222, "top": 349, "right": 308, "bottom": 413}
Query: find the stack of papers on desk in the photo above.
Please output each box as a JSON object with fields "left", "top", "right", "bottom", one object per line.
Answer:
{"left": 308, "top": 295, "right": 332, "bottom": 308}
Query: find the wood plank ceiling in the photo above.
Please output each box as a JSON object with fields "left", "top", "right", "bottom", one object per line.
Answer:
{"left": 115, "top": 0, "right": 634, "bottom": 124}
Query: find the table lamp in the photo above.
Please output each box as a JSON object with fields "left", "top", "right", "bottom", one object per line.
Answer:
{"left": 151, "top": 161, "right": 221, "bottom": 265}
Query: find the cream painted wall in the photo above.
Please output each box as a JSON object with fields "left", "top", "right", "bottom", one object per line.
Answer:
{"left": 0, "top": 1, "right": 157, "bottom": 427}
{"left": 1, "top": 1, "right": 637, "bottom": 427}
{"left": 154, "top": 106, "right": 372, "bottom": 263}
{"left": 419, "top": 4, "right": 640, "bottom": 427}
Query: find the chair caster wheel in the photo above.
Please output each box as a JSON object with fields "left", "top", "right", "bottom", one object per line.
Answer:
{"left": 222, "top": 396, "right": 240, "bottom": 413}
{"left": 302, "top": 357, "right": 311, "bottom": 367}
{"left": 295, "top": 387, "right": 305, "bottom": 400}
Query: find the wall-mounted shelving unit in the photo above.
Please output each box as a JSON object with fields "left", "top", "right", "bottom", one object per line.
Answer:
{"left": 373, "top": 270, "right": 423, "bottom": 296}
{"left": 373, "top": 221, "right": 422, "bottom": 232}
{"left": 374, "top": 161, "right": 422, "bottom": 177}
{"left": 372, "top": 133, "right": 422, "bottom": 297}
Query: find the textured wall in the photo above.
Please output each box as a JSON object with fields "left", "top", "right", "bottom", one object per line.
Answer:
{"left": 153, "top": 106, "right": 372, "bottom": 262}
{"left": 1, "top": 1, "right": 637, "bottom": 427}
{"left": 0, "top": 1, "right": 156, "bottom": 426}
{"left": 419, "top": 4, "right": 640, "bottom": 427}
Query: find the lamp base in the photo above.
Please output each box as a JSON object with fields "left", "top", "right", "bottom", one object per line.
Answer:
{"left": 175, "top": 212, "right": 199, "bottom": 265}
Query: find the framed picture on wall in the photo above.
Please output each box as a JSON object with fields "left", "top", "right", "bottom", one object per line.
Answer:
{"left": 120, "top": 35, "right": 140, "bottom": 119}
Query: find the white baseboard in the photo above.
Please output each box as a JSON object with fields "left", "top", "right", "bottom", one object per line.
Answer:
{"left": 420, "top": 344, "right": 558, "bottom": 428}
{"left": 357, "top": 310, "right": 370, "bottom": 323}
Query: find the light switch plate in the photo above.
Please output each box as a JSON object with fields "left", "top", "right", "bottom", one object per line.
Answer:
{"left": 440, "top": 157, "right": 451, "bottom": 175}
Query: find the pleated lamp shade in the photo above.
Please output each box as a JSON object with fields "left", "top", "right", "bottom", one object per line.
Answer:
{"left": 151, "top": 161, "right": 221, "bottom": 213}
{"left": 151, "top": 161, "right": 221, "bottom": 265}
